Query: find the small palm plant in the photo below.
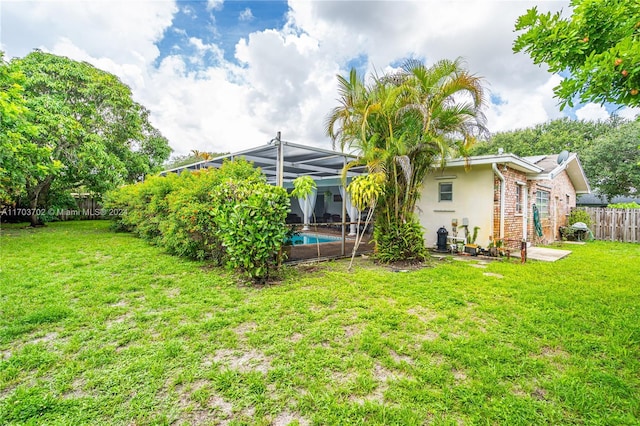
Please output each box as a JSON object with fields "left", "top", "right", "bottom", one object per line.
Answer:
{"left": 292, "top": 176, "right": 319, "bottom": 257}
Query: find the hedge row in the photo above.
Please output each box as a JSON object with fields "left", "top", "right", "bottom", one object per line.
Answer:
{"left": 103, "top": 159, "right": 290, "bottom": 282}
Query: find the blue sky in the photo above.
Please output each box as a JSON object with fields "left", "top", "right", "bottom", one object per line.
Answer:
{"left": 2, "top": 0, "right": 638, "bottom": 156}
{"left": 156, "top": 1, "right": 290, "bottom": 68}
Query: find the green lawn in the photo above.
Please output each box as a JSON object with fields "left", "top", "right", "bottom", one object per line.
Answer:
{"left": 1, "top": 221, "right": 639, "bottom": 425}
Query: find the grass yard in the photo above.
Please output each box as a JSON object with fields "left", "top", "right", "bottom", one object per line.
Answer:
{"left": 1, "top": 220, "right": 639, "bottom": 425}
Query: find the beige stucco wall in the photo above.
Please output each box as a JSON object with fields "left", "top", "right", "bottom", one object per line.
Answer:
{"left": 417, "top": 165, "right": 495, "bottom": 248}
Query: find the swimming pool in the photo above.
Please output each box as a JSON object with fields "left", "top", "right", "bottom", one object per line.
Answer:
{"left": 288, "top": 233, "right": 342, "bottom": 245}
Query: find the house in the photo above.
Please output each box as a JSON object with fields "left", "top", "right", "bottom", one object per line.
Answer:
{"left": 577, "top": 193, "right": 640, "bottom": 207}
{"left": 162, "top": 136, "right": 590, "bottom": 254}
{"left": 416, "top": 152, "right": 590, "bottom": 250}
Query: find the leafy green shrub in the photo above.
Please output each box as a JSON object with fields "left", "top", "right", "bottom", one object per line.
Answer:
{"left": 159, "top": 171, "right": 214, "bottom": 260}
{"left": 134, "top": 174, "right": 184, "bottom": 244}
{"left": 104, "top": 158, "right": 289, "bottom": 282}
{"left": 211, "top": 180, "right": 289, "bottom": 282}
{"left": 373, "top": 218, "right": 428, "bottom": 263}
{"left": 103, "top": 183, "right": 140, "bottom": 232}
{"left": 568, "top": 208, "right": 592, "bottom": 227}
{"left": 607, "top": 202, "right": 640, "bottom": 209}
{"left": 104, "top": 173, "right": 184, "bottom": 241}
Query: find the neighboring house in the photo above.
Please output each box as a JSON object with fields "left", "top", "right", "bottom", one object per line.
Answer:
{"left": 577, "top": 193, "right": 640, "bottom": 207}
{"left": 416, "top": 152, "right": 590, "bottom": 250}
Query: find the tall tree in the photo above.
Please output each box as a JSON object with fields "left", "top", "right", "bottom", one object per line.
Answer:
{"left": 470, "top": 117, "right": 631, "bottom": 195}
{"left": 326, "top": 58, "right": 488, "bottom": 262}
{"left": 471, "top": 117, "right": 625, "bottom": 158}
{"left": 514, "top": 0, "right": 640, "bottom": 109}
{"left": 10, "top": 51, "right": 171, "bottom": 226}
{"left": 582, "top": 120, "right": 640, "bottom": 201}
{"left": 0, "top": 53, "right": 57, "bottom": 207}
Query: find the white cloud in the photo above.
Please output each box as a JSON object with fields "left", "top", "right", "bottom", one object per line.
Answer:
{"left": 206, "top": 0, "right": 224, "bottom": 12}
{"left": 1, "top": 0, "right": 175, "bottom": 64}
{"left": 239, "top": 8, "right": 255, "bottom": 22}
{"left": 2, "top": 0, "right": 584, "bottom": 159}
{"left": 618, "top": 106, "right": 640, "bottom": 121}
{"left": 575, "top": 103, "right": 611, "bottom": 121}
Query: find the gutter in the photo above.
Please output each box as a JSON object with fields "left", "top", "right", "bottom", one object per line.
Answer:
{"left": 492, "top": 163, "right": 505, "bottom": 240}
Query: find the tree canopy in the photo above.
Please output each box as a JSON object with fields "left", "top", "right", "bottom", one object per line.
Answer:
{"left": 470, "top": 117, "right": 624, "bottom": 158}
{"left": 1, "top": 51, "right": 171, "bottom": 225}
{"left": 581, "top": 120, "right": 640, "bottom": 201}
{"left": 0, "top": 53, "right": 56, "bottom": 207}
{"left": 326, "top": 58, "right": 488, "bottom": 262}
{"left": 514, "top": 0, "right": 640, "bottom": 109}
{"left": 471, "top": 116, "right": 638, "bottom": 201}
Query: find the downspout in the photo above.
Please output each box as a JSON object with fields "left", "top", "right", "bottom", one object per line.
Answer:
{"left": 492, "top": 163, "right": 505, "bottom": 240}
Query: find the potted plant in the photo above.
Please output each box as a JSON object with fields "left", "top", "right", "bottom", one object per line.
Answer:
{"left": 459, "top": 225, "right": 480, "bottom": 255}
{"left": 487, "top": 236, "right": 504, "bottom": 257}
{"left": 291, "top": 176, "right": 319, "bottom": 257}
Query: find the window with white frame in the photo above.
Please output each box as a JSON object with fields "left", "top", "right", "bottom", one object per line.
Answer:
{"left": 439, "top": 182, "right": 453, "bottom": 201}
{"left": 516, "top": 185, "right": 523, "bottom": 214}
{"left": 536, "top": 190, "right": 550, "bottom": 218}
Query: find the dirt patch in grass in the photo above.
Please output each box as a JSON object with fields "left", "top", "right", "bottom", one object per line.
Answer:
{"left": 209, "top": 394, "right": 234, "bottom": 418}
{"left": 429, "top": 354, "right": 446, "bottom": 366}
{"left": 452, "top": 368, "right": 467, "bottom": 382}
{"left": 389, "top": 349, "right": 414, "bottom": 365}
{"left": 422, "top": 330, "right": 439, "bottom": 341}
{"left": 213, "top": 348, "right": 271, "bottom": 374}
{"left": 62, "top": 377, "right": 89, "bottom": 399}
{"left": 166, "top": 288, "right": 180, "bottom": 298}
{"left": 272, "top": 411, "right": 310, "bottom": 426}
{"left": 373, "top": 362, "right": 405, "bottom": 382}
{"left": 94, "top": 251, "right": 113, "bottom": 262}
{"left": 106, "top": 313, "right": 133, "bottom": 328}
{"left": 295, "top": 264, "right": 326, "bottom": 275}
{"left": 483, "top": 272, "right": 504, "bottom": 278}
{"left": 385, "top": 259, "right": 431, "bottom": 272}
{"left": 407, "top": 307, "right": 439, "bottom": 323}
{"left": 512, "top": 382, "right": 548, "bottom": 401}
{"left": 343, "top": 324, "right": 362, "bottom": 338}
{"left": 28, "top": 331, "right": 59, "bottom": 345}
{"left": 352, "top": 362, "right": 408, "bottom": 405}
{"left": 331, "top": 370, "right": 357, "bottom": 386}
{"left": 536, "top": 346, "right": 570, "bottom": 370}
{"left": 233, "top": 322, "right": 257, "bottom": 340}
{"left": 289, "top": 333, "right": 304, "bottom": 342}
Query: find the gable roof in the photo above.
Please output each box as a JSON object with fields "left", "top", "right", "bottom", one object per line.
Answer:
{"left": 440, "top": 152, "right": 590, "bottom": 194}
{"left": 443, "top": 153, "right": 543, "bottom": 173}
{"left": 525, "top": 153, "right": 590, "bottom": 194}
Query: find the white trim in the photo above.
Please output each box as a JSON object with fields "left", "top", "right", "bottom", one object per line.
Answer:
{"left": 443, "top": 154, "right": 543, "bottom": 173}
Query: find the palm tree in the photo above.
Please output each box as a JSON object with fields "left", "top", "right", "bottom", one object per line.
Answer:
{"left": 325, "top": 58, "right": 488, "bottom": 262}
{"left": 190, "top": 150, "right": 213, "bottom": 161}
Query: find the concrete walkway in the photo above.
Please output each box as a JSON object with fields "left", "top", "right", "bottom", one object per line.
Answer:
{"left": 512, "top": 246, "right": 572, "bottom": 262}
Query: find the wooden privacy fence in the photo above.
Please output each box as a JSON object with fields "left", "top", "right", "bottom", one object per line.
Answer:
{"left": 582, "top": 208, "right": 640, "bottom": 243}
{"left": 57, "top": 195, "right": 102, "bottom": 220}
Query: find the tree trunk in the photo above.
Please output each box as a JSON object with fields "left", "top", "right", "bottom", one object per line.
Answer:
{"left": 27, "top": 177, "right": 53, "bottom": 227}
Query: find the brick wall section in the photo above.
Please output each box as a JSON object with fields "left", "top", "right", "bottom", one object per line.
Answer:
{"left": 493, "top": 167, "right": 528, "bottom": 250}
{"left": 493, "top": 167, "right": 578, "bottom": 247}
{"left": 529, "top": 170, "right": 577, "bottom": 243}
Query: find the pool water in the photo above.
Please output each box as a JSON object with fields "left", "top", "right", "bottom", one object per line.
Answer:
{"left": 288, "top": 233, "right": 341, "bottom": 245}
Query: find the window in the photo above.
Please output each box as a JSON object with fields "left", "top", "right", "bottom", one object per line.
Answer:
{"left": 516, "top": 185, "right": 523, "bottom": 214}
{"left": 536, "top": 190, "right": 550, "bottom": 218}
{"left": 439, "top": 182, "right": 453, "bottom": 201}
